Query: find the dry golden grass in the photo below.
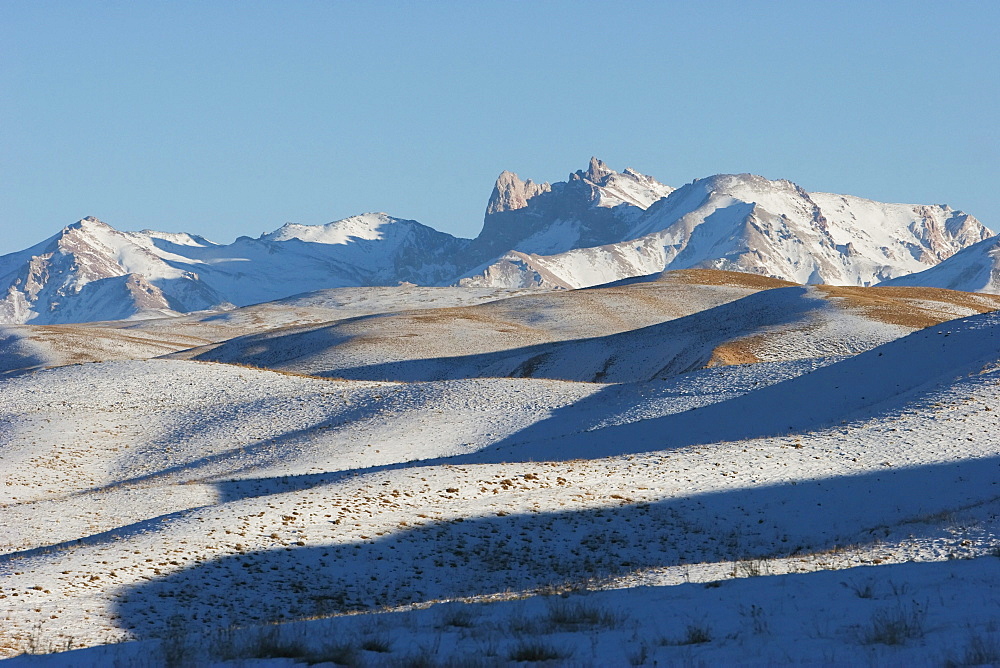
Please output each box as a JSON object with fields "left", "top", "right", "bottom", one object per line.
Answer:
{"left": 201, "top": 360, "right": 352, "bottom": 382}
{"left": 816, "top": 285, "right": 1000, "bottom": 329}
{"left": 14, "top": 325, "right": 210, "bottom": 367}
{"left": 700, "top": 283, "right": 1000, "bottom": 371}
{"left": 406, "top": 307, "right": 545, "bottom": 333}
{"left": 664, "top": 269, "right": 799, "bottom": 290}
{"left": 705, "top": 334, "right": 768, "bottom": 367}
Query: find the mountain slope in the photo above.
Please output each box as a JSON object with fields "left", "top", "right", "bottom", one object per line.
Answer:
{"left": 461, "top": 157, "right": 673, "bottom": 264}
{"left": 461, "top": 173, "right": 992, "bottom": 289}
{"left": 882, "top": 233, "right": 1000, "bottom": 294}
{"left": 162, "top": 213, "right": 471, "bottom": 305}
{"left": 0, "top": 218, "right": 223, "bottom": 324}
{"left": 3, "top": 161, "right": 993, "bottom": 324}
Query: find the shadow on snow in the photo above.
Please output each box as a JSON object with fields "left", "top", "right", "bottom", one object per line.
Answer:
{"left": 114, "top": 454, "right": 1000, "bottom": 637}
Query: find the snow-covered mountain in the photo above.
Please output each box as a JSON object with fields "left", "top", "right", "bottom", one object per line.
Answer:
{"left": 463, "top": 157, "right": 674, "bottom": 263}
{"left": 882, "top": 233, "right": 1000, "bottom": 294}
{"left": 460, "top": 173, "right": 993, "bottom": 289}
{"left": 0, "top": 214, "right": 469, "bottom": 324}
{"left": 0, "top": 217, "right": 224, "bottom": 324}
{"left": 1, "top": 160, "right": 993, "bottom": 323}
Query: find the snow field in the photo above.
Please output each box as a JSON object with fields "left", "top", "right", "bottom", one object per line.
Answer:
{"left": 2, "top": 281, "right": 1000, "bottom": 665}
{"left": 2, "top": 315, "right": 1000, "bottom": 665}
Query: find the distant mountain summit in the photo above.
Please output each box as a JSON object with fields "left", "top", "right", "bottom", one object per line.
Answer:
{"left": 460, "top": 171, "right": 992, "bottom": 289}
{"left": 0, "top": 217, "right": 224, "bottom": 324}
{"left": 1, "top": 160, "right": 994, "bottom": 324}
{"left": 467, "top": 157, "right": 674, "bottom": 263}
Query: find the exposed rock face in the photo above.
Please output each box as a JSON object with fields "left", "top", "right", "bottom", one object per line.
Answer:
{"left": 578, "top": 156, "right": 613, "bottom": 184}
{"left": 466, "top": 158, "right": 674, "bottom": 264}
{"left": 485, "top": 172, "right": 551, "bottom": 215}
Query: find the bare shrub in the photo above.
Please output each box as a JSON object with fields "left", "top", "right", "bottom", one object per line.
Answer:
{"left": 544, "top": 600, "right": 623, "bottom": 630}
{"left": 661, "top": 623, "right": 713, "bottom": 646}
{"left": 944, "top": 633, "right": 1000, "bottom": 667}
{"left": 438, "top": 604, "right": 479, "bottom": 629}
{"left": 360, "top": 634, "right": 393, "bottom": 653}
{"left": 844, "top": 578, "right": 876, "bottom": 599}
{"left": 860, "top": 603, "right": 926, "bottom": 645}
{"left": 508, "top": 640, "right": 571, "bottom": 662}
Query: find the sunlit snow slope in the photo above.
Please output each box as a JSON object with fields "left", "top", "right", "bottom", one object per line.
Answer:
{"left": 884, "top": 233, "right": 1000, "bottom": 294}
{"left": 461, "top": 174, "right": 992, "bottom": 289}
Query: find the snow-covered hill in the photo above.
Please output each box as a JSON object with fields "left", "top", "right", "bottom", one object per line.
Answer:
{"left": 181, "top": 273, "right": 1000, "bottom": 383}
{"left": 0, "top": 285, "right": 540, "bottom": 376}
{"left": 3, "top": 298, "right": 1000, "bottom": 666}
{"left": 1, "top": 160, "right": 993, "bottom": 324}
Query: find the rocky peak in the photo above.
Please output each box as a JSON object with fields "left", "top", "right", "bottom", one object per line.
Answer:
{"left": 571, "top": 157, "right": 615, "bottom": 186}
{"left": 71, "top": 216, "right": 112, "bottom": 231}
{"left": 485, "top": 170, "right": 551, "bottom": 215}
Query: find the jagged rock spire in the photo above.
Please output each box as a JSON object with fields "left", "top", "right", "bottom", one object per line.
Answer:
{"left": 583, "top": 157, "right": 613, "bottom": 183}
{"left": 485, "top": 170, "right": 551, "bottom": 215}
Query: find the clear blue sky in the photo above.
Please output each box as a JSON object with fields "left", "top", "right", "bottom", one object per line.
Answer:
{"left": 3, "top": 1, "right": 998, "bottom": 254}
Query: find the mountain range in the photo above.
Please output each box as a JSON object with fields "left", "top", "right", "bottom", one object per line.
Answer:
{"left": 2, "top": 158, "right": 997, "bottom": 324}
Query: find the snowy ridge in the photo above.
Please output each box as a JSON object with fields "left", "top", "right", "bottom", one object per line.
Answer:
{"left": 0, "top": 215, "right": 470, "bottom": 324}
{"left": 0, "top": 285, "right": 544, "bottom": 377}
{"left": 482, "top": 309, "right": 1000, "bottom": 462}
{"left": 262, "top": 213, "right": 405, "bottom": 245}
{"left": 179, "top": 272, "right": 1000, "bottom": 384}
{"left": 0, "top": 218, "right": 217, "bottom": 325}
{"left": 467, "top": 158, "right": 674, "bottom": 263}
